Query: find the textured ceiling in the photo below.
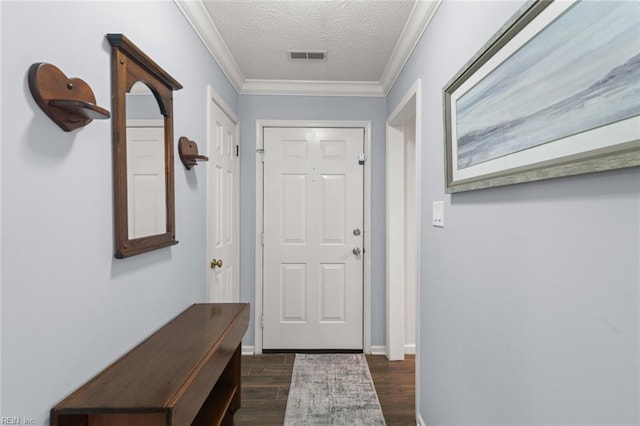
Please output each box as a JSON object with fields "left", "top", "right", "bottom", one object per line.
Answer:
{"left": 203, "top": 0, "right": 417, "bottom": 82}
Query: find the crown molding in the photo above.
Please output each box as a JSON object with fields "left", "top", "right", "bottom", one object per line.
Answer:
{"left": 175, "top": 0, "right": 441, "bottom": 97}
{"left": 241, "top": 79, "right": 385, "bottom": 97}
{"left": 174, "top": 0, "right": 245, "bottom": 92}
{"left": 379, "top": 0, "right": 442, "bottom": 94}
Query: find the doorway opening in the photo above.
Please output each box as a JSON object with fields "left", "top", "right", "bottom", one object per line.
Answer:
{"left": 386, "top": 78, "right": 422, "bottom": 415}
{"left": 386, "top": 80, "right": 421, "bottom": 360}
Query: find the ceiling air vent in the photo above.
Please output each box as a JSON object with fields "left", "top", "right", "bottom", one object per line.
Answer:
{"left": 288, "top": 50, "right": 327, "bottom": 61}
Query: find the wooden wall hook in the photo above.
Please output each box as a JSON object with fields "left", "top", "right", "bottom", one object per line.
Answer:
{"left": 28, "top": 62, "right": 110, "bottom": 132}
{"left": 178, "top": 136, "right": 208, "bottom": 170}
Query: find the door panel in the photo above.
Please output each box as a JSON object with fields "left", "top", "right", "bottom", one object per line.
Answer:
{"left": 282, "top": 175, "right": 307, "bottom": 243}
{"left": 281, "top": 263, "right": 307, "bottom": 322}
{"left": 263, "top": 127, "right": 364, "bottom": 350}
{"left": 320, "top": 263, "right": 346, "bottom": 321}
{"left": 320, "top": 174, "right": 346, "bottom": 243}
{"left": 207, "top": 100, "right": 238, "bottom": 302}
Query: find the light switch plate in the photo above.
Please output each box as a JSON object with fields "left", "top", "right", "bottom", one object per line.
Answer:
{"left": 433, "top": 201, "right": 444, "bottom": 227}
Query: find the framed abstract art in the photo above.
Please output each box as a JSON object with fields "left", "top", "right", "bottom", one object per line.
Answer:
{"left": 443, "top": 0, "right": 640, "bottom": 192}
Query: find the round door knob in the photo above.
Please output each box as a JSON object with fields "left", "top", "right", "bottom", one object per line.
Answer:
{"left": 352, "top": 248, "right": 361, "bottom": 256}
{"left": 210, "top": 258, "right": 223, "bottom": 269}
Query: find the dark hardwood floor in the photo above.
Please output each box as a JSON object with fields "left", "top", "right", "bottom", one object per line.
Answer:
{"left": 235, "top": 353, "right": 415, "bottom": 425}
{"left": 366, "top": 354, "right": 416, "bottom": 425}
{"left": 235, "top": 353, "right": 294, "bottom": 425}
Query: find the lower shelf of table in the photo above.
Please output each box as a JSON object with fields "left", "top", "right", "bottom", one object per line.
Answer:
{"left": 192, "top": 382, "right": 239, "bottom": 426}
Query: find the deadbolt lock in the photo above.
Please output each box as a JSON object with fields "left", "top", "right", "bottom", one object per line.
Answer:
{"left": 353, "top": 228, "right": 361, "bottom": 236}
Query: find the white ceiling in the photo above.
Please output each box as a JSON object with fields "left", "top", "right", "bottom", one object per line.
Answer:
{"left": 204, "top": 0, "right": 414, "bottom": 82}
{"left": 175, "top": 0, "right": 441, "bottom": 96}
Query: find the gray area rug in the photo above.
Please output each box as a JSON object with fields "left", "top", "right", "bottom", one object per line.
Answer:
{"left": 284, "top": 353, "right": 386, "bottom": 425}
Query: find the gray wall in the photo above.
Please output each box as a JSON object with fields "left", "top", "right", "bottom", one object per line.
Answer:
{"left": 126, "top": 92, "right": 163, "bottom": 120}
{"left": 1, "top": 1, "right": 237, "bottom": 422}
{"left": 238, "top": 95, "right": 387, "bottom": 347}
{"left": 388, "top": 1, "right": 639, "bottom": 424}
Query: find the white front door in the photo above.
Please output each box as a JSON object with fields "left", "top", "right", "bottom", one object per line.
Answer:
{"left": 206, "top": 98, "right": 239, "bottom": 302}
{"left": 262, "top": 127, "right": 364, "bottom": 350}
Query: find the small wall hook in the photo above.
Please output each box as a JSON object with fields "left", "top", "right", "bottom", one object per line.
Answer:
{"left": 178, "top": 136, "right": 208, "bottom": 170}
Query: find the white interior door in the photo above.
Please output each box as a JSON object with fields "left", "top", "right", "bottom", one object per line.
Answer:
{"left": 262, "top": 127, "right": 364, "bottom": 350}
{"left": 207, "top": 99, "right": 239, "bottom": 302}
{"left": 126, "top": 125, "right": 165, "bottom": 239}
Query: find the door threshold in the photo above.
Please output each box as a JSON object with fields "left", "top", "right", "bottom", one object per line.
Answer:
{"left": 262, "top": 349, "right": 363, "bottom": 354}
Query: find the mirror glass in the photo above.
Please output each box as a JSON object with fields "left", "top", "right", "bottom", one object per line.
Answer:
{"left": 126, "top": 82, "right": 166, "bottom": 239}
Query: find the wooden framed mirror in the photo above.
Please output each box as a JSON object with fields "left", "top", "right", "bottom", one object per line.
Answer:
{"left": 107, "top": 34, "right": 182, "bottom": 258}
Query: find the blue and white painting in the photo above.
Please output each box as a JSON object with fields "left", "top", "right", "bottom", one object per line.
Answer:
{"left": 456, "top": 0, "right": 640, "bottom": 170}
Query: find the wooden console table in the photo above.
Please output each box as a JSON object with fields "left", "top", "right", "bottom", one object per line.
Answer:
{"left": 51, "top": 303, "right": 250, "bottom": 426}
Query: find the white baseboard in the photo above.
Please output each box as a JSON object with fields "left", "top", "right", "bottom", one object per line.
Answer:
{"left": 244, "top": 345, "right": 389, "bottom": 356}
{"left": 369, "top": 345, "right": 415, "bottom": 357}
{"left": 242, "top": 344, "right": 411, "bottom": 357}
{"left": 369, "top": 345, "right": 387, "bottom": 356}
{"left": 417, "top": 413, "right": 426, "bottom": 426}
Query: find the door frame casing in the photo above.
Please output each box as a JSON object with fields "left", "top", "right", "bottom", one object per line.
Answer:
{"left": 206, "top": 85, "right": 240, "bottom": 302}
{"left": 254, "top": 120, "right": 372, "bottom": 354}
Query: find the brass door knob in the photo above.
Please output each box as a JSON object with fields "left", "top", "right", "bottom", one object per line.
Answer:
{"left": 210, "top": 258, "right": 223, "bottom": 269}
